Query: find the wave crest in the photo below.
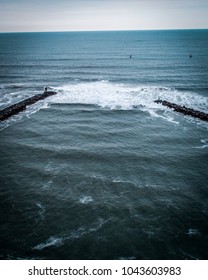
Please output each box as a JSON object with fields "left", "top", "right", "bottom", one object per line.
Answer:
{"left": 51, "top": 81, "right": 208, "bottom": 112}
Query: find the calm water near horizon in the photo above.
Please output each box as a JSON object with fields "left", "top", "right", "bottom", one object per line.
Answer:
{"left": 0, "top": 30, "right": 208, "bottom": 259}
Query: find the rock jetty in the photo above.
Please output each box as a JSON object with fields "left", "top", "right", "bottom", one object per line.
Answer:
{"left": 154, "top": 99, "right": 208, "bottom": 122}
{"left": 0, "top": 90, "right": 57, "bottom": 121}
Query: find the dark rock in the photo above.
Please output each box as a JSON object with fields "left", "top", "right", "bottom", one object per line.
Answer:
{"left": 0, "top": 91, "right": 57, "bottom": 121}
{"left": 154, "top": 99, "right": 208, "bottom": 121}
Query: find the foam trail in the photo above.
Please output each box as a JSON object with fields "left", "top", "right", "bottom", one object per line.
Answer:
{"left": 33, "top": 218, "right": 108, "bottom": 251}
{"left": 33, "top": 236, "right": 64, "bottom": 250}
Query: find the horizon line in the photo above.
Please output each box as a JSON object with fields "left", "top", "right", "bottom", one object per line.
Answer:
{"left": 0, "top": 27, "right": 208, "bottom": 34}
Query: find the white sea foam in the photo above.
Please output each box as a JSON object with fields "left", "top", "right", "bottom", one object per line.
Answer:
{"left": 79, "top": 196, "right": 93, "bottom": 204}
{"left": 52, "top": 81, "right": 163, "bottom": 110}
{"left": 33, "top": 236, "right": 64, "bottom": 250}
{"left": 1, "top": 80, "right": 208, "bottom": 128}
{"left": 148, "top": 108, "right": 179, "bottom": 124}
{"left": 51, "top": 81, "right": 208, "bottom": 113}
{"left": 195, "top": 138, "right": 208, "bottom": 149}
{"left": 33, "top": 218, "right": 108, "bottom": 251}
{"left": 112, "top": 178, "right": 137, "bottom": 186}
{"left": 200, "top": 138, "right": 208, "bottom": 148}
{"left": 186, "top": 228, "right": 200, "bottom": 237}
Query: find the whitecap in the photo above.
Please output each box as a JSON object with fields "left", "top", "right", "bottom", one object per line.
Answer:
{"left": 33, "top": 236, "right": 64, "bottom": 250}
{"left": 2, "top": 81, "right": 208, "bottom": 126}
{"left": 51, "top": 81, "right": 164, "bottom": 110}
{"left": 113, "top": 178, "right": 132, "bottom": 184}
{"left": 148, "top": 109, "right": 179, "bottom": 124}
{"left": 200, "top": 139, "right": 208, "bottom": 148}
{"left": 186, "top": 228, "right": 200, "bottom": 237}
{"left": 52, "top": 81, "right": 208, "bottom": 112}
{"left": 48, "top": 81, "right": 208, "bottom": 127}
{"left": 195, "top": 138, "right": 208, "bottom": 149}
{"left": 33, "top": 218, "right": 109, "bottom": 251}
{"left": 79, "top": 196, "right": 93, "bottom": 204}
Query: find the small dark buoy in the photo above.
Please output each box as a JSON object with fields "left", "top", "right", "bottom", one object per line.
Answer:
{"left": 129, "top": 55, "right": 132, "bottom": 59}
{"left": 190, "top": 54, "right": 192, "bottom": 58}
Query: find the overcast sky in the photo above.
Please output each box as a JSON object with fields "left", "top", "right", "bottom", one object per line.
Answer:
{"left": 0, "top": 0, "right": 208, "bottom": 32}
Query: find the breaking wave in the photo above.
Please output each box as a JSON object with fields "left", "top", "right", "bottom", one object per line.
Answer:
{"left": 1, "top": 80, "right": 208, "bottom": 130}
{"left": 51, "top": 80, "right": 208, "bottom": 112}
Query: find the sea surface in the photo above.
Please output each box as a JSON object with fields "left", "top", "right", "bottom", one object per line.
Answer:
{"left": 0, "top": 30, "right": 208, "bottom": 260}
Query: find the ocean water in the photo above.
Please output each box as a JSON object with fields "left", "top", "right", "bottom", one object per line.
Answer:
{"left": 0, "top": 30, "right": 208, "bottom": 260}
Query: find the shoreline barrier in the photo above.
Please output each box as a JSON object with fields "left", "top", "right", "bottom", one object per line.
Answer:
{"left": 1, "top": 93, "right": 207, "bottom": 122}
{"left": 0, "top": 90, "right": 57, "bottom": 121}
{"left": 154, "top": 99, "right": 208, "bottom": 122}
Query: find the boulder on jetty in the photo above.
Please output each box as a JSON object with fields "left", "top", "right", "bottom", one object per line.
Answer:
{"left": 154, "top": 99, "right": 208, "bottom": 122}
{"left": 0, "top": 90, "right": 57, "bottom": 121}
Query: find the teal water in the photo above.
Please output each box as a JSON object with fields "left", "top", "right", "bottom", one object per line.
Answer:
{"left": 0, "top": 30, "right": 208, "bottom": 259}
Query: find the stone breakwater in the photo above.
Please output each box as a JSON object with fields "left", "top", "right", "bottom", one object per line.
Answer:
{"left": 0, "top": 91, "right": 57, "bottom": 121}
{"left": 1, "top": 93, "right": 207, "bottom": 122}
{"left": 154, "top": 100, "right": 208, "bottom": 122}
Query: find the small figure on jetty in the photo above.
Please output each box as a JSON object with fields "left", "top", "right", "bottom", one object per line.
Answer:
{"left": 44, "top": 87, "right": 48, "bottom": 92}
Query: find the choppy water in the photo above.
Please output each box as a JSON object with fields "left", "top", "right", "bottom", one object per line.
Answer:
{"left": 0, "top": 30, "right": 208, "bottom": 260}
